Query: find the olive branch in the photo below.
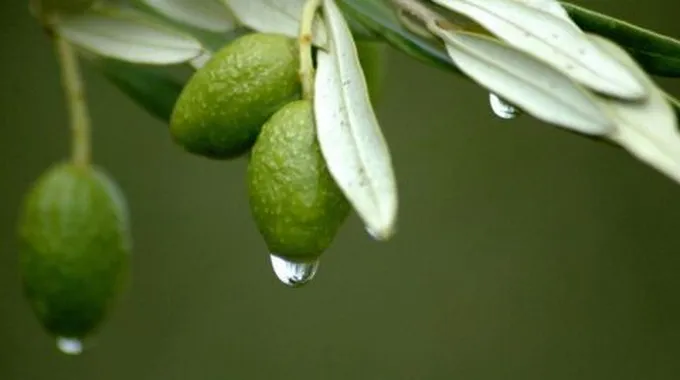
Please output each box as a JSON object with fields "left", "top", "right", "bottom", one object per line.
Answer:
{"left": 17, "top": 0, "right": 680, "bottom": 354}
{"left": 29, "top": 0, "right": 680, "bottom": 286}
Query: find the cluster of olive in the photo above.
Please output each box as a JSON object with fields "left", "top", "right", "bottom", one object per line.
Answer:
{"left": 170, "top": 32, "right": 385, "bottom": 264}
{"left": 16, "top": 28, "right": 385, "bottom": 350}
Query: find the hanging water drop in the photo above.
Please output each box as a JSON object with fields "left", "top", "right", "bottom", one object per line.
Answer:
{"left": 56, "top": 337, "right": 83, "bottom": 355}
{"left": 269, "top": 254, "right": 319, "bottom": 287}
{"left": 489, "top": 93, "right": 519, "bottom": 119}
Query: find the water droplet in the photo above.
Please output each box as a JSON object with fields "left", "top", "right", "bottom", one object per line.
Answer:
{"left": 56, "top": 337, "right": 83, "bottom": 355}
{"left": 489, "top": 93, "right": 519, "bottom": 119}
{"left": 269, "top": 254, "right": 319, "bottom": 287}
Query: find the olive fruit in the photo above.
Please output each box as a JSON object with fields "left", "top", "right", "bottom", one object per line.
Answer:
{"left": 170, "top": 33, "right": 301, "bottom": 159}
{"left": 247, "top": 100, "right": 349, "bottom": 260}
{"left": 18, "top": 162, "right": 131, "bottom": 342}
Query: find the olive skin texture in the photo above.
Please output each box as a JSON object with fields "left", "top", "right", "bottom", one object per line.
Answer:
{"left": 18, "top": 162, "right": 131, "bottom": 340}
{"left": 170, "top": 33, "right": 302, "bottom": 159}
{"left": 247, "top": 100, "right": 350, "bottom": 260}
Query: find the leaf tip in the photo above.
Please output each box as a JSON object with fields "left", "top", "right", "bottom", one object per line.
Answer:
{"left": 365, "top": 197, "right": 399, "bottom": 242}
{"left": 366, "top": 222, "right": 397, "bottom": 242}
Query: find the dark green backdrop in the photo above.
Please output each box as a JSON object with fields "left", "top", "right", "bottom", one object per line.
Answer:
{"left": 2, "top": 1, "right": 680, "bottom": 379}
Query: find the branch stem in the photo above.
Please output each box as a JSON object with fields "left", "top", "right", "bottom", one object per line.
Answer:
{"left": 299, "top": 0, "right": 322, "bottom": 100}
{"left": 54, "top": 30, "right": 91, "bottom": 167}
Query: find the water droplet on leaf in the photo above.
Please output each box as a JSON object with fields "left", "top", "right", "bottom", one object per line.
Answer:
{"left": 56, "top": 337, "right": 83, "bottom": 355}
{"left": 269, "top": 254, "right": 319, "bottom": 287}
{"left": 489, "top": 93, "right": 519, "bottom": 119}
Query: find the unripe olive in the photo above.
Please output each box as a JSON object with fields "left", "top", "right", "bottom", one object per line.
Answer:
{"left": 170, "top": 33, "right": 301, "bottom": 159}
{"left": 18, "top": 162, "right": 131, "bottom": 341}
{"left": 247, "top": 100, "right": 349, "bottom": 260}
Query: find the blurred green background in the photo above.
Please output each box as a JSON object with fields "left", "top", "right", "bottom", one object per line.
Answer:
{"left": 2, "top": 1, "right": 680, "bottom": 379}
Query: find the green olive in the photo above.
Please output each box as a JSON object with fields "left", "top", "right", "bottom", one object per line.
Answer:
{"left": 247, "top": 100, "right": 350, "bottom": 260}
{"left": 170, "top": 33, "right": 302, "bottom": 159}
{"left": 18, "top": 162, "right": 131, "bottom": 341}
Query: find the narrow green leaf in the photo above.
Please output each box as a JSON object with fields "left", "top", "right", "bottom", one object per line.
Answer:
{"left": 337, "top": 0, "right": 459, "bottom": 73}
{"left": 316, "top": 0, "right": 680, "bottom": 81}
{"left": 344, "top": 12, "right": 379, "bottom": 40}
{"left": 563, "top": 2, "right": 680, "bottom": 77}
{"left": 665, "top": 92, "right": 680, "bottom": 122}
{"left": 87, "top": 57, "right": 185, "bottom": 123}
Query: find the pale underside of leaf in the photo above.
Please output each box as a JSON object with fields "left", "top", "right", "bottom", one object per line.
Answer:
{"left": 562, "top": 3, "right": 680, "bottom": 78}
{"left": 431, "top": 0, "right": 647, "bottom": 100}
{"left": 55, "top": 7, "right": 204, "bottom": 65}
{"left": 84, "top": 56, "right": 185, "bottom": 123}
{"left": 189, "top": 51, "right": 212, "bottom": 69}
{"left": 514, "top": 0, "right": 577, "bottom": 27}
{"left": 588, "top": 35, "right": 680, "bottom": 185}
{"left": 432, "top": 26, "right": 613, "bottom": 135}
{"left": 225, "top": 0, "right": 328, "bottom": 48}
{"left": 142, "top": 0, "right": 237, "bottom": 33}
{"left": 314, "top": 0, "right": 398, "bottom": 240}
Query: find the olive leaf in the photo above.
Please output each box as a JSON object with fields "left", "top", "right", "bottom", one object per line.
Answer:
{"left": 84, "top": 25, "right": 251, "bottom": 124}
{"left": 338, "top": 0, "right": 458, "bottom": 73}
{"left": 563, "top": 2, "right": 680, "bottom": 78}
{"left": 587, "top": 35, "right": 680, "bottom": 185}
{"left": 225, "top": 0, "right": 329, "bottom": 48}
{"left": 86, "top": 56, "right": 186, "bottom": 123}
{"left": 665, "top": 93, "right": 680, "bottom": 121}
{"left": 515, "top": 0, "right": 577, "bottom": 27}
{"left": 342, "top": 11, "right": 380, "bottom": 40}
{"left": 339, "top": 1, "right": 680, "bottom": 82}
{"left": 314, "top": 0, "right": 398, "bottom": 240}
{"left": 433, "top": 27, "right": 613, "bottom": 135}
{"left": 139, "top": 0, "right": 236, "bottom": 33}
{"left": 431, "top": 0, "right": 646, "bottom": 100}
{"left": 188, "top": 51, "right": 212, "bottom": 69}
{"left": 127, "top": 0, "right": 239, "bottom": 52}
{"left": 181, "top": 25, "right": 254, "bottom": 67}
{"left": 54, "top": 5, "right": 205, "bottom": 65}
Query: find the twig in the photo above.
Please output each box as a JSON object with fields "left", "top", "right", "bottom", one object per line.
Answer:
{"left": 299, "top": 0, "right": 322, "bottom": 100}
{"left": 54, "top": 26, "right": 91, "bottom": 167}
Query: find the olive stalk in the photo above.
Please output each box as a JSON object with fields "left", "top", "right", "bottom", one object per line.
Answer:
{"left": 299, "top": 0, "right": 322, "bottom": 100}
{"left": 54, "top": 26, "right": 91, "bottom": 167}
